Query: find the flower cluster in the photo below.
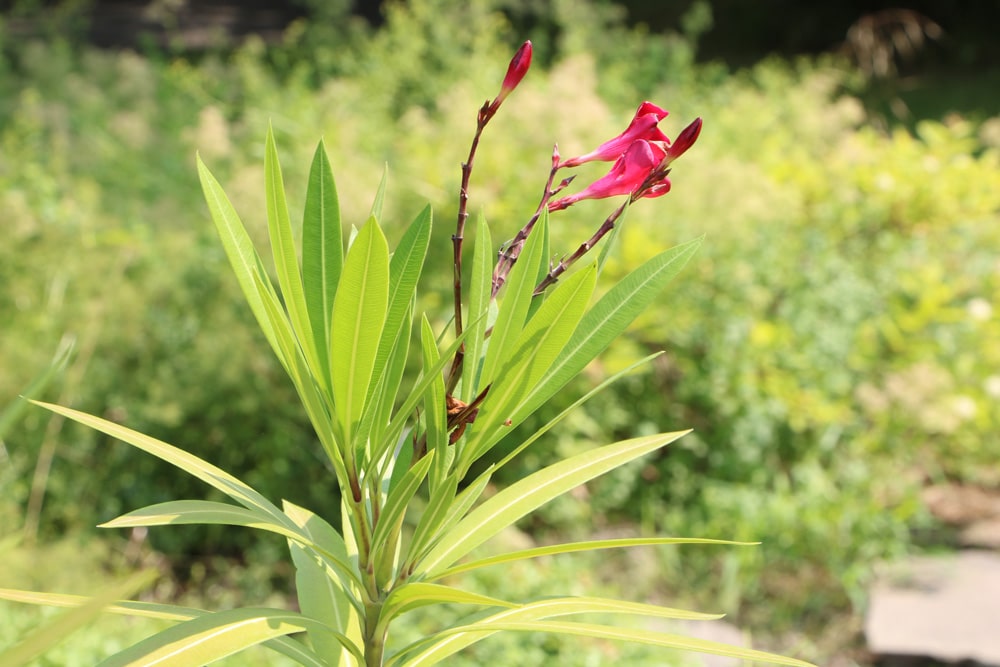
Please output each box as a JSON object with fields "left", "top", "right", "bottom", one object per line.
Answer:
{"left": 474, "top": 41, "right": 705, "bottom": 301}
{"left": 549, "top": 103, "right": 702, "bottom": 211}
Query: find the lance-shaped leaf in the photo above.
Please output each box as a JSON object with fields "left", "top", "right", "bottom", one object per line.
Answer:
{"left": 461, "top": 213, "right": 492, "bottom": 402}
{"left": 461, "top": 263, "right": 596, "bottom": 468}
{"left": 390, "top": 595, "right": 723, "bottom": 666}
{"left": 370, "top": 450, "right": 434, "bottom": 558}
{"left": 0, "top": 571, "right": 155, "bottom": 667}
{"left": 95, "top": 607, "right": 363, "bottom": 667}
{"left": 400, "top": 620, "right": 815, "bottom": 667}
{"left": 284, "top": 500, "right": 360, "bottom": 665}
{"left": 265, "top": 127, "right": 319, "bottom": 379}
{"left": 418, "top": 316, "right": 449, "bottom": 488}
{"left": 478, "top": 213, "right": 548, "bottom": 389}
{"left": 367, "top": 204, "right": 432, "bottom": 412}
{"left": 514, "top": 237, "right": 701, "bottom": 425}
{"left": 0, "top": 589, "right": 330, "bottom": 667}
{"left": 197, "top": 155, "right": 284, "bottom": 366}
{"left": 302, "top": 139, "right": 343, "bottom": 388}
{"left": 380, "top": 583, "right": 517, "bottom": 623}
{"left": 331, "top": 217, "right": 389, "bottom": 447}
{"left": 31, "top": 401, "right": 284, "bottom": 521}
{"left": 101, "top": 500, "right": 362, "bottom": 592}
{"left": 432, "top": 536, "right": 755, "bottom": 580}
{"left": 415, "top": 431, "right": 688, "bottom": 577}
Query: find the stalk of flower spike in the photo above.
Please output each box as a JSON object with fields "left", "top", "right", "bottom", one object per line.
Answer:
{"left": 534, "top": 200, "right": 628, "bottom": 295}
{"left": 490, "top": 145, "right": 570, "bottom": 297}
{"left": 446, "top": 40, "right": 532, "bottom": 394}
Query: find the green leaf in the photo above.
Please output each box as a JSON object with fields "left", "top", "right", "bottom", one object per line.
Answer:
{"left": 197, "top": 155, "right": 283, "bottom": 364}
{"left": 381, "top": 583, "right": 516, "bottom": 622}
{"left": 100, "top": 500, "right": 361, "bottom": 591}
{"left": 461, "top": 213, "right": 492, "bottom": 402}
{"left": 95, "top": 607, "right": 363, "bottom": 667}
{"left": 302, "top": 139, "right": 344, "bottom": 389}
{"left": 31, "top": 401, "right": 284, "bottom": 521}
{"left": 284, "top": 500, "right": 360, "bottom": 664}
{"left": 330, "top": 217, "right": 390, "bottom": 448}
{"left": 416, "top": 431, "right": 689, "bottom": 577}
{"left": 253, "top": 271, "right": 349, "bottom": 480}
{"left": 265, "top": 126, "right": 319, "bottom": 380}
{"left": 369, "top": 204, "right": 432, "bottom": 410}
{"left": 0, "top": 589, "right": 331, "bottom": 667}
{"left": 506, "top": 237, "right": 701, "bottom": 431}
{"left": 490, "top": 353, "right": 662, "bottom": 472}
{"left": 371, "top": 450, "right": 434, "bottom": 559}
{"left": 432, "top": 537, "right": 755, "bottom": 579}
{"left": 0, "top": 588, "right": 195, "bottom": 622}
{"left": 478, "top": 213, "right": 548, "bottom": 389}
{"left": 100, "top": 500, "right": 287, "bottom": 531}
{"left": 419, "top": 316, "right": 448, "bottom": 488}
{"left": 0, "top": 571, "right": 155, "bottom": 667}
{"left": 0, "top": 336, "right": 73, "bottom": 439}
{"left": 461, "top": 263, "right": 596, "bottom": 468}
{"left": 369, "top": 165, "right": 388, "bottom": 221}
{"left": 402, "top": 620, "right": 815, "bottom": 667}
{"left": 372, "top": 331, "right": 469, "bottom": 471}
{"left": 403, "top": 471, "right": 458, "bottom": 573}
{"left": 369, "top": 305, "right": 414, "bottom": 474}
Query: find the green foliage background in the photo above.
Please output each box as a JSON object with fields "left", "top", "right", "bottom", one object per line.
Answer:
{"left": 2, "top": 0, "right": 998, "bottom": 645}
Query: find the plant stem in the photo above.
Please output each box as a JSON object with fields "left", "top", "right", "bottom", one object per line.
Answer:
{"left": 533, "top": 200, "right": 629, "bottom": 295}
{"left": 445, "top": 104, "right": 490, "bottom": 394}
{"left": 362, "top": 598, "right": 386, "bottom": 667}
{"left": 491, "top": 147, "right": 562, "bottom": 297}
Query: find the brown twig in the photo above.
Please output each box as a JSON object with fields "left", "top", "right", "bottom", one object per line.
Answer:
{"left": 491, "top": 146, "right": 570, "bottom": 297}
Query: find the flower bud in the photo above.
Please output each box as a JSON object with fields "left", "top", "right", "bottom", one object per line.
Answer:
{"left": 665, "top": 117, "right": 703, "bottom": 162}
{"left": 485, "top": 41, "right": 532, "bottom": 118}
{"left": 499, "top": 40, "right": 532, "bottom": 100}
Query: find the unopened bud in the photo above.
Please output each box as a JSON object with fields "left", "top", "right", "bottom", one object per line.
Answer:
{"left": 486, "top": 41, "right": 533, "bottom": 118}
{"left": 499, "top": 41, "right": 532, "bottom": 99}
{"left": 666, "top": 117, "right": 703, "bottom": 162}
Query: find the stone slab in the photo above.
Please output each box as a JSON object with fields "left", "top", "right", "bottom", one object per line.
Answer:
{"left": 866, "top": 550, "right": 1000, "bottom": 665}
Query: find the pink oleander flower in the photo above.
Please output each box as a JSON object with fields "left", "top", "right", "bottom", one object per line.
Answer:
{"left": 485, "top": 41, "right": 532, "bottom": 118}
{"left": 558, "top": 101, "right": 670, "bottom": 168}
{"left": 548, "top": 139, "right": 670, "bottom": 211}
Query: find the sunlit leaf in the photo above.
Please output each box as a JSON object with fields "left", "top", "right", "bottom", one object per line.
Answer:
{"left": 284, "top": 500, "right": 360, "bottom": 665}
{"left": 461, "top": 213, "right": 492, "bottom": 402}
{"left": 302, "top": 139, "right": 344, "bottom": 389}
{"left": 31, "top": 401, "right": 284, "bottom": 521}
{"left": 331, "top": 217, "right": 389, "bottom": 449}
{"left": 478, "top": 213, "right": 548, "bottom": 389}
{"left": 381, "top": 583, "right": 516, "bottom": 622}
{"left": 461, "top": 263, "right": 596, "bottom": 468}
{"left": 0, "top": 571, "right": 155, "bottom": 667}
{"left": 401, "top": 620, "right": 815, "bottom": 667}
{"left": 432, "top": 537, "right": 755, "bottom": 580}
{"left": 0, "top": 589, "right": 330, "bottom": 667}
{"left": 95, "top": 607, "right": 363, "bottom": 667}
{"left": 416, "top": 431, "right": 689, "bottom": 577}
{"left": 196, "top": 155, "right": 284, "bottom": 366}
{"left": 504, "top": 237, "right": 701, "bottom": 436}
{"left": 265, "top": 126, "right": 319, "bottom": 379}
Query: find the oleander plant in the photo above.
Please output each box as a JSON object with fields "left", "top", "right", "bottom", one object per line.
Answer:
{"left": 0, "top": 41, "right": 813, "bottom": 667}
